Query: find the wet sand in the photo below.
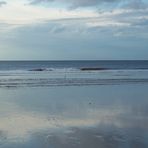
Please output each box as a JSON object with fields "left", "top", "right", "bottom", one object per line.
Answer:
{"left": 0, "top": 84, "right": 148, "bottom": 148}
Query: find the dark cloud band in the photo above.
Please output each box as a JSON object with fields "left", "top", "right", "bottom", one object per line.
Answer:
{"left": 29, "top": 0, "right": 148, "bottom": 11}
{"left": 29, "top": 0, "right": 122, "bottom": 8}
{"left": 0, "top": 1, "right": 6, "bottom": 7}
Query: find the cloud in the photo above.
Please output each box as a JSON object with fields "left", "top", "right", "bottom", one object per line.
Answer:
{"left": 0, "top": 0, "right": 148, "bottom": 60}
{"left": 1, "top": 6, "right": 148, "bottom": 36}
{"left": 123, "top": 0, "right": 148, "bottom": 10}
{"left": 29, "top": 0, "right": 123, "bottom": 8}
{"left": 0, "top": 1, "right": 6, "bottom": 7}
{"left": 28, "top": 0, "right": 148, "bottom": 11}
{"left": 29, "top": 0, "right": 53, "bottom": 5}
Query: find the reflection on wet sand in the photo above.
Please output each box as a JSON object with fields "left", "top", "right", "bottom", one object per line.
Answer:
{"left": 43, "top": 126, "right": 148, "bottom": 148}
{"left": 0, "top": 102, "right": 122, "bottom": 141}
{"left": 0, "top": 103, "right": 148, "bottom": 147}
{"left": 0, "top": 85, "right": 148, "bottom": 148}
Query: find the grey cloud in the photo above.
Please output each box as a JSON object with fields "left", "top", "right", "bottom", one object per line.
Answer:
{"left": 0, "top": 1, "right": 6, "bottom": 7}
{"left": 29, "top": 0, "right": 53, "bottom": 5}
{"left": 134, "top": 19, "right": 148, "bottom": 26}
{"left": 29, "top": 0, "right": 148, "bottom": 10}
{"left": 123, "top": 0, "right": 148, "bottom": 10}
{"left": 64, "top": 0, "right": 121, "bottom": 9}
{"left": 29, "top": 0, "right": 122, "bottom": 8}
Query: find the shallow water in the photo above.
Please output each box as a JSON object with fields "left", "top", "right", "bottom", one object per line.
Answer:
{"left": 0, "top": 84, "right": 148, "bottom": 148}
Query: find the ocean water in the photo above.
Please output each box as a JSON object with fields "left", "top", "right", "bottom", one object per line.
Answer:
{"left": 0, "top": 60, "right": 148, "bottom": 88}
{"left": 0, "top": 61, "right": 148, "bottom": 148}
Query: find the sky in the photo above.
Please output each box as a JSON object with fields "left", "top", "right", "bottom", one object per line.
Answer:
{"left": 0, "top": 0, "right": 148, "bottom": 60}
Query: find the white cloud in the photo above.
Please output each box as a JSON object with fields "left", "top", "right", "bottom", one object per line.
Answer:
{"left": 0, "top": 0, "right": 147, "bottom": 28}
{"left": 0, "top": 1, "right": 98, "bottom": 25}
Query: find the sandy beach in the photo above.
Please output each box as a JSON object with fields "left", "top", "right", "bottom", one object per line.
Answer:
{"left": 0, "top": 84, "right": 148, "bottom": 148}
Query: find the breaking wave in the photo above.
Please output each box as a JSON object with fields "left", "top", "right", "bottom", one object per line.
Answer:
{"left": 0, "top": 68, "right": 148, "bottom": 88}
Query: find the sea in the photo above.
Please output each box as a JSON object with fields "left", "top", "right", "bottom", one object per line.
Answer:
{"left": 0, "top": 60, "right": 148, "bottom": 148}
{"left": 0, "top": 60, "right": 148, "bottom": 87}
